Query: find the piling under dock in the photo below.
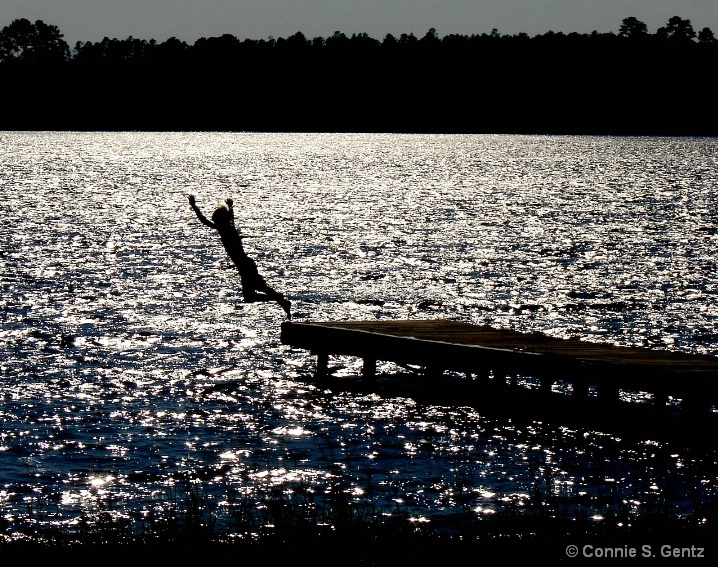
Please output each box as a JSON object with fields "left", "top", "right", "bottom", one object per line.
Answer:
{"left": 280, "top": 319, "right": 718, "bottom": 435}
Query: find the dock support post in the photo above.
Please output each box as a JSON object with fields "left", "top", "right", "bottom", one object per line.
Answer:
{"left": 599, "top": 383, "right": 619, "bottom": 405}
{"left": 492, "top": 368, "right": 507, "bottom": 389}
{"left": 572, "top": 381, "right": 589, "bottom": 400}
{"left": 539, "top": 376, "right": 553, "bottom": 394}
{"left": 315, "top": 352, "right": 329, "bottom": 379}
{"left": 653, "top": 388, "right": 668, "bottom": 412}
{"left": 362, "top": 358, "right": 376, "bottom": 381}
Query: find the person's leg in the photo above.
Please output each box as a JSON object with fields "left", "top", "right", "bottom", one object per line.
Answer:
{"left": 261, "top": 285, "right": 291, "bottom": 319}
{"left": 242, "top": 284, "right": 292, "bottom": 319}
{"left": 239, "top": 261, "right": 291, "bottom": 318}
{"left": 241, "top": 289, "right": 264, "bottom": 303}
{"left": 248, "top": 270, "right": 291, "bottom": 316}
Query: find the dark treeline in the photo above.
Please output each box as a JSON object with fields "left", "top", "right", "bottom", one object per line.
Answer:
{"left": 1, "top": 16, "right": 716, "bottom": 135}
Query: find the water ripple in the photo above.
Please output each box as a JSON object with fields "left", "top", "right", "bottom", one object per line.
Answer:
{"left": 1, "top": 132, "right": 716, "bottom": 534}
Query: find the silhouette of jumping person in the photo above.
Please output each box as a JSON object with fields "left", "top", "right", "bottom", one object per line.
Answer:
{"left": 188, "top": 194, "right": 291, "bottom": 319}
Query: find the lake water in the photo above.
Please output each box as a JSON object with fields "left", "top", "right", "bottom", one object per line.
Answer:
{"left": 1, "top": 132, "right": 717, "bottom": 539}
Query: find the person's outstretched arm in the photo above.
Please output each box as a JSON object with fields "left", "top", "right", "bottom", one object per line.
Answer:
{"left": 188, "top": 195, "right": 215, "bottom": 228}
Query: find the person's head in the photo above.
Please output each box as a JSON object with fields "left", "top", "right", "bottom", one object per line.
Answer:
{"left": 212, "top": 205, "right": 231, "bottom": 226}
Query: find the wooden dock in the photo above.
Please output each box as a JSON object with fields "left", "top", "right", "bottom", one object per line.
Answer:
{"left": 280, "top": 319, "right": 718, "bottom": 428}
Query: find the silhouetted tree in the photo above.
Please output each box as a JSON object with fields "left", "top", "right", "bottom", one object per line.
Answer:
{"left": 698, "top": 27, "right": 716, "bottom": 43}
{"left": 420, "top": 27, "right": 440, "bottom": 46}
{"left": 350, "top": 32, "right": 380, "bottom": 49}
{"left": 0, "top": 18, "right": 69, "bottom": 63}
{"left": 192, "top": 33, "right": 241, "bottom": 60}
{"left": 73, "top": 36, "right": 156, "bottom": 63}
{"left": 277, "top": 31, "right": 310, "bottom": 50}
{"left": 382, "top": 33, "right": 398, "bottom": 48}
{"left": 398, "top": 33, "right": 418, "bottom": 47}
{"left": 657, "top": 16, "right": 697, "bottom": 43}
{"left": 325, "top": 31, "right": 350, "bottom": 50}
{"left": 154, "top": 36, "right": 189, "bottom": 62}
{"left": 619, "top": 17, "right": 648, "bottom": 38}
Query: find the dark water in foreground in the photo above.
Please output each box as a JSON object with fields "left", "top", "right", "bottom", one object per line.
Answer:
{"left": 1, "top": 132, "right": 717, "bottom": 546}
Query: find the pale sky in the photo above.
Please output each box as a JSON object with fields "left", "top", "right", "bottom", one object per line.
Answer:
{"left": 1, "top": 0, "right": 716, "bottom": 47}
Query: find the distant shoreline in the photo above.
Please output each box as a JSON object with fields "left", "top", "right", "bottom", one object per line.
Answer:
{"left": 2, "top": 18, "right": 716, "bottom": 136}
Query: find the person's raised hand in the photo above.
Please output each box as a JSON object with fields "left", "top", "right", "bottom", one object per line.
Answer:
{"left": 225, "top": 197, "right": 233, "bottom": 206}
{"left": 188, "top": 194, "right": 196, "bottom": 205}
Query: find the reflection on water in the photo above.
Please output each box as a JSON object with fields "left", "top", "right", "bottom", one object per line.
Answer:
{"left": 0, "top": 132, "right": 716, "bottom": 537}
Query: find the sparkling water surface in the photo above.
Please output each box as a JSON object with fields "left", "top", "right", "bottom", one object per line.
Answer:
{"left": 1, "top": 132, "right": 717, "bottom": 536}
